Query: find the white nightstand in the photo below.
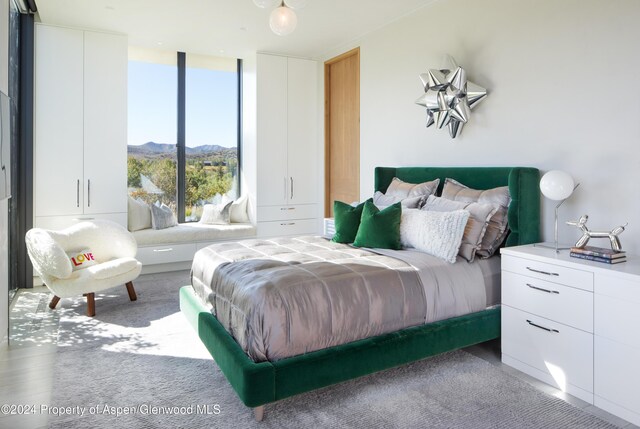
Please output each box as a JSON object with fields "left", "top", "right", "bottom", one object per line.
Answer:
{"left": 501, "top": 244, "right": 640, "bottom": 426}
{"left": 323, "top": 218, "right": 335, "bottom": 239}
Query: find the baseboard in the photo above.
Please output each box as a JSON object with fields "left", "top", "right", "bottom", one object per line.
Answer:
{"left": 595, "top": 395, "right": 640, "bottom": 427}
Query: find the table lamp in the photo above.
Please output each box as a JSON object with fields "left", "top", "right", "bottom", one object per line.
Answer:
{"left": 539, "top": 170, "right": 580, "bottom": 253}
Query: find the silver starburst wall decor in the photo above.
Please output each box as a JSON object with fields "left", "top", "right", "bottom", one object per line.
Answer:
{"left": 415, "top": 57, "right": 488, "bottom": 139}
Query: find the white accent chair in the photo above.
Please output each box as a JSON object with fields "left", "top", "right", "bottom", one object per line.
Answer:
{"left": 25, "top": 220, "right": 142, "bottom": 317}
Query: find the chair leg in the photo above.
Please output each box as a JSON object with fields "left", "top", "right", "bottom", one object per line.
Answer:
{"left": 125, "top": 281, "right": 137, "bottom": 301}
{"left": 253, "top": 406, "right": 265, "bottom": 422}
{"left": 49, "top": 295, "right": 60, "bottom": 310}
{"left": 84, "top": 293, "right": 96, "bottom": 317}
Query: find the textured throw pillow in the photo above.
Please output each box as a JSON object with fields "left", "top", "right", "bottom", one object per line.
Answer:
{"left": 150, "top": 203, "right": 178, "bottom": 230}
{"left": 200, "top": 201, "right": 233, "bottom": 225}
{"left": 67, "top": 249, "right": 97, "bottom": 271}
{"left": 400, "top": 209, "right": 470, "bottom": 263}
{"left": 230, "top": 194, "right": 250, "bottom": 223}
{"left": 441, "top": 178, "right": 511, "bottom": 258}
{"left": 127, "top": 196, "right": 152, "bottom": 232}
{"left": 422, "top": 195, "right": 498, "bottom": 262}
{"left": 385, "top": 177, "right": 440, "bottom": 199}
{"left": 373, "top": 192, "right": 425, "bottom": 210}
{"left": 332, "top": 198, "right": 372, "bottom": 244}
{"left": 353, "top": 201, "right": 402, "bottom": 250}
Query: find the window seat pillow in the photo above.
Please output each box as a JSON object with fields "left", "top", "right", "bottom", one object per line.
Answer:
{"left": 132, "top": 222, "right": 256, "bottom": 247}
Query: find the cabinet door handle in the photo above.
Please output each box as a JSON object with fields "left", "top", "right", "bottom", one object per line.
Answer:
{"left": 526, "top": 319, "right": 559, "bottom": 333}
{"left": 87, "top": 179, "right": 91, "bottom": 207}
{"left": 527, "top": 283, "right": 560, "bottom": 294}
{"left": 153, "top": 248, "right": 174, "bottom": 253}
{"left": 526, "top": 266, "right": 559, "bottom": 277}
{"left": 280, "top": 222, "right": 295, "bottom": 226}
{"left": 290, "top": 177, "right": 294, "bottom": 199}
{"left": 76, "top": 179, "right": 80, "bottom": 207}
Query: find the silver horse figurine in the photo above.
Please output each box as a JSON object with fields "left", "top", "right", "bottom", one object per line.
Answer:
{"left": 566, "top": 215, "right": 627, "bottom": 252}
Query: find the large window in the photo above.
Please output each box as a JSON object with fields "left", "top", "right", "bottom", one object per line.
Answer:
{"left": 127, "top": 48, "right": 240, "bottom": 222}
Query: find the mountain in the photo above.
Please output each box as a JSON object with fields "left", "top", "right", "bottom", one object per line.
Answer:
{"left": 128, "top": 142, "right": 233, "bottom": 156}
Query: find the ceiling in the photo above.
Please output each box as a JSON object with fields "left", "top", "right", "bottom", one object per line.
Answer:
{"left": 35, "top": 0, "right": 436, "bottom": 59}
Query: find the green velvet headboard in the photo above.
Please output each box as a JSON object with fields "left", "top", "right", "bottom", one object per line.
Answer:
{"left": 374, "top": 167, "right": 540, "bottom": 247}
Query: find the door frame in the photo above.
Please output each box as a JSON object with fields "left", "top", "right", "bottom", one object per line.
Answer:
{"left": 324, "top": 47, "right": 360, "bottom": 217}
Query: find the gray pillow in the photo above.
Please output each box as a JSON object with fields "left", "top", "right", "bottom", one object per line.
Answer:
{"left": 150, "top": 203, "right": 178, "bottom": 230}
{"left": 373, "top": 191, "right": 425, "bottom": 209}
{"left": 386, "top": 177, "right": 440, "bottom": 199}
{"left": 422, "top": 195, "right": 498, "bottom": 262}
{"left": 441, "top": 178, "right": 511, "bottom": 258}
{"left": 199, "top": 201, "right": 233, "bottom": 225}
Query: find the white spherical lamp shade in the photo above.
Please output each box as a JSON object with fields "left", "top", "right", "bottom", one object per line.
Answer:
{"left": 540, "top": 170, "right": 575, "bottom": 201}
{"left": 270, "top": 6, "right": 297, "bottom": 35}
{"left": 253, "top": 0, "right": 279, "bottom": 8}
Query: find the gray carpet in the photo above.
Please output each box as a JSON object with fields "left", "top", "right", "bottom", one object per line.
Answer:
{"left": 43, "top": 271, "right": 619, "bottom": 429}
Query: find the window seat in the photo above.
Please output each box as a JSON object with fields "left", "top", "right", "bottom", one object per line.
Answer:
{"left": 133, "top": 222, "right": 256, "bottom": 246}
{"left": 133, "top": 223, "right": 256, "bottom": 272}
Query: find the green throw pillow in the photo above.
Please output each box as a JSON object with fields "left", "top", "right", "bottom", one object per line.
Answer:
{"left": 353, "top": 201, "right": 402, "bottom": 249}
{"left": 332, "top": 198, "right": 372, "bottom": 244}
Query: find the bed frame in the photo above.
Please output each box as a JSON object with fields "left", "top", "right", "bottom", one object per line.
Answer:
{"left": 180, "top": 166, "right": 540, "bottom": 421}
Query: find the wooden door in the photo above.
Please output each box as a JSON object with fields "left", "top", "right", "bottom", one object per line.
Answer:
{"left": 325, "top": 48, "right": 360, "bottom": 217}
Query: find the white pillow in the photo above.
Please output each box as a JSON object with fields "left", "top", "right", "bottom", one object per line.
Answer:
{"left": 150, "top": 203, "right": 178, "bottom": 230}
{"left": 400, "top": 208, "right": 470, "bottom": 263}
{"left": 67, "top": 249, "right": 97, "bottom": 271}
{"left": 230, "top": 194, "right": 250, "bottom": 223}
{"left": 200, "top": 201, "right": 233, "bottom": 225}
{"left": 127, "top": 196, "right": 152, "bottom": 232}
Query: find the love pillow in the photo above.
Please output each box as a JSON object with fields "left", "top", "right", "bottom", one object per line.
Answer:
{"left": 67, "top": 249, "right": 97, "bottom": 271}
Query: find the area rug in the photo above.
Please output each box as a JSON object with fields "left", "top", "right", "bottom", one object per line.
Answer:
{"left": 43, "top": 271, "right": 619, "bottom": 429}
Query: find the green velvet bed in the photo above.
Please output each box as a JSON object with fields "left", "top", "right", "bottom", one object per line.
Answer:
{"left": 179, "top": 166, "right": 540, "bottom": 421}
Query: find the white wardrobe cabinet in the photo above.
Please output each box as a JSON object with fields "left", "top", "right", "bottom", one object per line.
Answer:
{"left": 256, "top": 54, "right": 319, "bottom": 237}
{"left": 34, "top": 24, "right": 127, "bottom": 229}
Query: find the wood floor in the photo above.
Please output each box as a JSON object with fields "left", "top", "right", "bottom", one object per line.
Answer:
{"left": 1, "top": 277, "right": 638, "bottom": 429}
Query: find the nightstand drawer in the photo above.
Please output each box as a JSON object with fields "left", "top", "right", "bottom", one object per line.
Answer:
{"left": 502, "top": 305, "right": 593, "bottom": 393}
{"left": 502, "top": 271, "right": 593, "bottom": 332}
{"left": 502, "top": 254, "right": 594, "bottom": 292}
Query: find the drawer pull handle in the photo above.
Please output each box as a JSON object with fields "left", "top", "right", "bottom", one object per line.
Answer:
{"left": 527, "top": 283, "right": 559, "bottom": 294}
{"left": 280, "top": 222, "right": 296, "bottom": 226}
{"left": 153, "top": 248, "right": 174, "bottom": 252}
{"left": 526, "top": 319, "right": 559, "bottom": 333}
{"left": 72, "top": 217, "right": 95, "bottom": 221}
{"left": 280, "top": 207, "right": 295, "bottom": 211}
{"left": 526, "top": 266, "right": 559, "bottom": 277}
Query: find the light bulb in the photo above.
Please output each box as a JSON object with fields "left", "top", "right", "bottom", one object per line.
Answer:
{"left": 269, "top": 6, "right": 297, "bottom": 36}
{"left": 253, "top": 0, "right": 279, "bottom": 8}
{"left": 284, "top": 0, "right": 307, "bottom": 9}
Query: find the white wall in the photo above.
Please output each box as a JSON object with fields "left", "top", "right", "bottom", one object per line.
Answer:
{"left": 0, "top": 0, "right": 9, "bottom": 346}
{"left": 322, "top": 0, "right": 640, "bottom": 253}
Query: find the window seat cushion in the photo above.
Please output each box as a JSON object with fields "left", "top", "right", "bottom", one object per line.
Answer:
{"left": 133, "top": 223, "right": 256, "bottom": 246}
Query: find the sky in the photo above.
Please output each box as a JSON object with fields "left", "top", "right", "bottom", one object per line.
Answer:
{"left": 128, "top": 60, "right": 238, "bottom": 148}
